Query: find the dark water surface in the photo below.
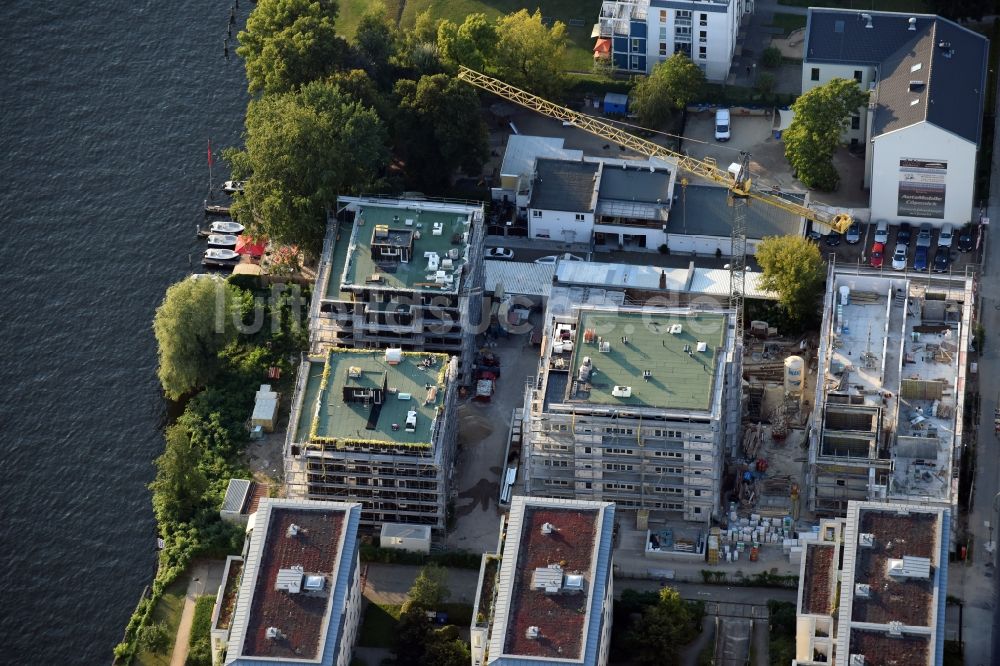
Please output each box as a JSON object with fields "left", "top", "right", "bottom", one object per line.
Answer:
{"left": 0, "top": 2, "right": 247, "bottom": 662}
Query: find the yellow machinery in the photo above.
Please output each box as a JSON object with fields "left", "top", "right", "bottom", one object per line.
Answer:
{"left": 456, "top": 66, "right": 853, "bottom": 340}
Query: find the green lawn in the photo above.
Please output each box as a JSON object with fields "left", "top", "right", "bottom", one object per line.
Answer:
{"left": 777, "top": 0, "right": 929, "bottom": 10}
{"left": 134, "top": 578, "right": 189, "bottom": 666}
{"left": 767, "top": 12, "right": 807, "bottom": 36}
{"left": 358, "top": 602, "right": 474, "bottom": 648}
{"left": 336, "top": 0, "right": 602, "bottom": 71}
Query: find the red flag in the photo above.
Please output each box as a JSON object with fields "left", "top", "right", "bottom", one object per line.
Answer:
{"left": 207, "top": 139, "right": 213, "bottom": 167}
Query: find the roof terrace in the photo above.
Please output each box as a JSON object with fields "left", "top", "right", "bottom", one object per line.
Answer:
{"left": 547, "top": 309, "right": 727, "bottom": 411}
{"left": 340, "top": 202, "right": 476, "bottom": 293}
{"left": 802, "top": 544, "right": 836, "bottom": 616}
{"left": 237, "top": 506, "right": 346, "bottom": 660}
{"left": 294, "top": 348, "right": 449, "bottom": 449}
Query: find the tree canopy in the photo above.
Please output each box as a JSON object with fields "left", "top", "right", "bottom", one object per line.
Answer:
{"left": 626, "top": 586, "right": 704, "bottom": 666}
{"left": 394, "top": 74, "right": 489, "bottom": 189}
{"left": 437, "top": 13, "right": 496, "bottom": 72}
{"left": 153, "top": 276, "right": 242, "bottom": 399}
{"left": 493, "top": 10, "right": 568, "bottom": 98}
{"left": 149, "top": 424, "right": 209, "bottom": 528}
{"left": 402, "top": 563, "right": 451, "bottom": 613}
{"left": 354, "top": 2, "right": 398, "bottom": 85}
{"left": 784, "top": 78, "right": 868, "bottom": 190}
{"left": 237, "top": 0, "right": 350, "bottom": 95}
{"left": 226, "top": 79, "right": 389, "bottom": 249}
{"left": 756, "top": 235, "right": 826, "bottom": 322}
{"left": 630, "top": 54, "right": 705, "bottom": 127}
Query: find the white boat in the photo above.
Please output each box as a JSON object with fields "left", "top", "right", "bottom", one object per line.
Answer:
{"left": 223, "top": 180, "right": 245, "bottom": 194}
{"left": 206, "top": 234, "right": 238, "bottom": 249}
{"left": 204, "top": 248, "right": 240, "bottom": 262}
{"left": 210, "top": 220, "right": 244, "bottom": 235}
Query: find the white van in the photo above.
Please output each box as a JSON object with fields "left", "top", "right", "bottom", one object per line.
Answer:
{"left": 714, "top": 108, "right": 731, "bottom": 141}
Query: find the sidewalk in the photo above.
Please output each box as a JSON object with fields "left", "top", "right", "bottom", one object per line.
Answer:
{"left": 169, "top": 560, "right": 225, "bottom": 666}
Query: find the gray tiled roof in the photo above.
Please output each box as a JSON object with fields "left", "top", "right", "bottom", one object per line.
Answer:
{"left": 529, "top": 158, "right": 599, "bottom": 213}
{"left": 668, "top": 185, "right": 803, "bottom": 239}
{"left": 806, "top": 9, "right": 987, "bottom": 143}
{"left": 598, "top": 164, "right": 672, "bottom": 204}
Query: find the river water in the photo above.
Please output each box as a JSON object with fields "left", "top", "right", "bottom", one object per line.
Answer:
{"left": 0, "top": 2, "right": 247, "bottom": 662}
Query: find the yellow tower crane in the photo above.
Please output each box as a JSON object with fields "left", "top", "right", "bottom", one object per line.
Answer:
{"left": 456, "top": 66, "right": 853, "bottom": 341}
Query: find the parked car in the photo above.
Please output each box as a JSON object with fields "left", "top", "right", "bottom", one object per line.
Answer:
{"left": 937, "top": 223, "right": 954, "bottom": 248}
{"left": 714, "top": 108, "right": 731, "bottom": 141}
{"left": 485, "top": 247, "right": 514, "bottom": 260}
{"left": 933, "top": 246, "right": 951, "bottom": 273}
{"left": 958, "top": 227, "right": 975, "bottom": 252}
{"left": 870, "top": 242, "right": 885, "bottom": 268}
{"left": 897, "top": 221, "right": 912, "bottom": 245}
{"left": 873, "top": 219, "right": 889, "bottom": 245}
{"left": 891, "top": 244, "right": 908, "bottom": 270}
{"left": 534, "top": 253, "right": 585, "bottom": 265}
{"left": 845, "top": 221, "right": 862, "bottom": 244}
{"left": 913, "top": 245, "right": 929, "bottom": 271}
{"left": 825, "top": 231, "right": 842, "bottom": 247}
{"left": 916, "top": 222, "right": 933, "bottom": 248}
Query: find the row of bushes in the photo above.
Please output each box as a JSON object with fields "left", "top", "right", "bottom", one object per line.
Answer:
{"left": 115, "top": 279, "right": 310, "bottom": 664}
{"left": 700, "top": 568, "right": 799, "bottom": 588}
{"left": 359, "top": 544, "right": 483, "bottom": 569}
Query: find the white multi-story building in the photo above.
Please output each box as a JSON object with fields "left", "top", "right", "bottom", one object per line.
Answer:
{"left": 802, "top": 9, "right": 988, "bottom": 225}
{"left": 470, "top": 496, "right": 615, "bottom": 666}
{"left": 213, "top": 498, "right": 363, "bottom": 666}
{"left": 595, "top": 0, "right": 753, "bottom": 81}
{"left": 794, "top": 502, "right": 950, "bottom": 666}
{"left": 524, "top": 305, "right": 741, "bottom": 524}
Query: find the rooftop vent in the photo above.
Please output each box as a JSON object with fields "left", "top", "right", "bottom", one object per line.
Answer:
{"left": 531, "top": 563, "right": 564, "bottom": 594}
{"left": 578, "top": 357, "right": 593, "bottom": 382}
{"left": 405, "top": 410, "right": 418, "bottom": 432}
{"left": 849, "top": 656, "right": 865, "bottom": 666}
{"left": 643, "top": 370, "right": 652, "bottom": 380}
{"left": 859, "top": 533, "right": 875, "bottom": 548}
{"left": 599, "top": 340, "right": 611, "bottom": 353}
{"left": 266, "top": 627, "right": 286, "bottom": 641}
{"left": 938, "top": 40, "right": 951, "bottom": 49}
{"left": 908, "top": 17, "right": 917, "bottom": 30}
{"left": 541, "top": 521, "right": 555, "bottom": 535}
{"left": 612, "top": 385, "right": 633, "bottom": 398}
{"left": 861, "top": 12, "right": 873, "bottom": 28}
{"left": 275, "top": 566, "right": 305, "bottom": 593}
{"left": 696, "top": 341, "right": 708, "bottom": 352}
{"left": 348, "top": 366, "right": 362, "bottom": 379}
{"left": 287, "top": 523, "right": 300, "bottom": 538}
{"left": 385, "top": 348, "right": 403, "bottom": 364}
{"left": 887, "top": 556, "right": 931, "bottom": 579}
{"left": 374, "top": 224, "right": 390, "bottom": 240}
{"left": 888, "top": 620, "right": 904, "bottom": 637}
{"left": 670, "top": 324, "right": 683, "bottom": 335}
{"left": 525, "top": 626, "right": 541, "bottom": 640}
{"left": 855, "top": 583, "right": 871, "bottom": 598}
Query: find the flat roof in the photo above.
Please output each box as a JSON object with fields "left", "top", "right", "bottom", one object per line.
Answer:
{"left": 226, "top": 499, "right": 361, "bottom": 665}
{"left": 802, "top": 543, "right": 836, "bottom": 616}
{"left": 668, "top": 184, "right": 803, "bottom": 239}
{"left": 294, "top": 349, "right": 448, "bottom": 449}
{"left": 340, "top": 200, "right": 480, "bottom": 293}
{"left": 483, "top": 259, "right": 554, "bottom": 297}
{"left": 564, "top": 310, "right": 727, "bottom": 410}
{"left": 529, "top": 158, "right": 600, "bottom": 213}
{"left": 500, "top": 135, "right": 582, "bottom": 180}
{"left": 553, "top": 261, "right": 778, "bottom": 300}
{"left": 490, "top": 497, "right": 614, "bottom": 665}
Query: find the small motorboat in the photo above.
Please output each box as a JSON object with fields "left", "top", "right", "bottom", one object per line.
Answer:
{"left": 210, "top": 220, "right": 244, "bottom": 235}
{"left": 204, "top": 203, "right": 230, "bottom": 216}
{"left": 204, "top": 248, "right": 240, "bottom": 262}
{"left": 206, "top": 234, "right": 238, "bottom": 249}
{"left": 223, "top": 180, "right": 245, "bottom": 194}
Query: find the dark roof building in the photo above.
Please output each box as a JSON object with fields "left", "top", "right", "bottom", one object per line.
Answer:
{"left": 528, "top": 158, "right": 600, "bottom": 213}
{"left": 668, "top": 184, "right": 803, "bottom": 239}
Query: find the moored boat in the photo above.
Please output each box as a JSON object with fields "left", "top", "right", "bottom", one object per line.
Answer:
{"left": 204, "top": 248, "right": 240, "bottom": 262}
{"left": 210, "top": 220, "right": 244, "bottom": 235}
{"left": 206, "top": 234, "right": 238, "bottom": 249}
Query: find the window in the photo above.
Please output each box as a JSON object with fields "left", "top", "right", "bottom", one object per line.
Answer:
{"left": 655, "top": 486, "right": 683, "bottom": 494}
{"left": 605, "top": 463, "right": 634, "bottom": 471}
{"left": 606, "top": 482, "right": 636, "bottom": 491}
{"left": 693, "top": 489, "right": 702, "bottom": 497}
{"left": 700, "top": 13, "right": 708, "bottom": 26}
{"left": 532, "top": 209, "right": 542, "bottom": 217}
{"left": 698, "top": 46, "right": 706, "bottom": 58}
{"left": 659, "top": 26, "right": 667, "bottom": 39}
{"left": 654, "top": 429, "right": 682, "bottom": 438}
{"left": 659, "top": 9, "right": 667, "bottom": 21}
{"left": 545, "top": 479, "right": 570, "bottom": 486}
{"left": 542, "top": 443, "right": 569, "bottom": 452}
{"left": 606, "top": 447, "right": 634, "bottom": 455}
{"left": 544, "top": 459, "right": 569, "bottom": 468}
{"left": 851, "top": 115, "right": 860, "bottom": 130}
{"left": 854, "top": 70, "right": 863, "bottom": 82}
{"left": 548, "top": 423, "right": 568, "bottom": 432}
{"left": 659, "top": 42, "right": 668, "bottom": 56}
{"left": 535, "top": 230, "right": 550, "bottom": 238}
{"left": 699, "top": 30, "right": 707, "bottom": 43}
{"left": 654, "top": 450, "right": 683, "bottom": 458}
{"left": 584, "top": 447, "right": 592, "bottom": 454}
{"left": 585, "top": 482, "right": 592, "bottom": 489}
{"left": 677, "top": 10, "right": 691, "bottom": 19}
{"left": 836, "top": 479, "right": 846, "bottom": 487}
{"left": 694, "top": 454, "right": 702, "bottom": 461}
{"left": 675, "top": 26, "right": 691, "bottom": 37}
{"left": 630, "top": 55, "right": 639, "bottom": 69}
{"left": 605, "top": 426, "right": 634, "bottom": 435}
{"left": 655, "top": 466, "right": 682, "bottom": 474}
{"left": 575, "top": 213, "right": 585, "bottom": 221}
{"left": 631, "top": 38, "right": 640, "bottom": 52}
{"left": 811, "top": 67, "right": 820, "bottom": 81}
{"left": 694, "top": 507, "right": 702, "bottom": 514}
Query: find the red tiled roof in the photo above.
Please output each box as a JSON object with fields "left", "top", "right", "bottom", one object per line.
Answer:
{"left": 504, "top": 507, "right": 598, "bottom": 659}
{"left": 241, "top": 508, "right": 345, "bottom": 659}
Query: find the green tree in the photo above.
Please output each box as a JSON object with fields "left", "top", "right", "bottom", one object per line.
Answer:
{"left": 237, "top": 0, "right": 350, "bottom": 95}
{"left": 391, "top": 607, "right": 433, "bottom": 666}
{"left": 396, "top": 10, "right": 444, "bottom": 76}
{"left": 756, "top": 71, "right": 775, "bottom": 96}
{"left": 756, "top": 235, "right": 826, "bottom": 322}
{"left": 424, "top": 626, "right": 471, "bottom": 666}
{"left": 226, "top": 80, "right": 389, "bottom": 249}
{"left": 153, "top": 276, "right": 242, "bottom": 399}
{"left": 150, "top": 424, "right": 209, "bottom": 527}
{"left": 393, "top": 74, "right": 489, "bottom": 189}
{"left": 783, "top": 78, "right": 868, "bottom": 190}
{"left": 627, "top": 587, "right": 703, "bottom": 666}
{"left": 355, "top": 2, "right": 397, "bottom": 84}
{"left": 761, "top": 45, "right": 782, "bottom": 68}
{"left": 630, "top": 54, "right": 705, "bottom": 127}
{"left": 436, "top": 13, "right": 496, "bottom": 72}
{"left": 493, "top": 10, "right": 568, "bottom": 98}
{"left": 403, "top": 563, "right": 451, "bottom": 613}
{"left": 136, "top": 620, "right": 171, "bottom": 655}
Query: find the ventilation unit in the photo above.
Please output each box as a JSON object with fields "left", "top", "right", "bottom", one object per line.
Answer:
{"left": 525, "top": 626, "right": 541, "bottom": 640}
{"left": 859, "top": 533, "right": 875, "bottom": 548}
{"left": 541, "top": 522, "right": 555, "bottom": 535}
{"left": 670, "top": 324, "right": 683, "bottom": 334}
{"left": 405, "top": 410, "right": 418, "bottom": 432}
{"left": 855, "top": 583, "right": 871, "bottom": 598}
{"left": 612, "top": 386, "right": 633, "bottom": 398}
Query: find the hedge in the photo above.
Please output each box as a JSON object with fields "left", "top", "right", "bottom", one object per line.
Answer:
{"left": 359, "top": 544, "right": 483, "bottom": 569}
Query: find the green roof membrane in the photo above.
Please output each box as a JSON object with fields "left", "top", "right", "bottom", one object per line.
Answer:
{"left": 567, "top": 311, "right": 726, "bottom": 411}
{"left": 342, "top": 204, "right": 473, "bottom": 292}
{"left": 300, "top": 349, "right": 449, "bottom": 448}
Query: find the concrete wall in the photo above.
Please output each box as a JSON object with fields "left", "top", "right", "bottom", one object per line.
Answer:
{"left": 869, "top": 123, "right": 977, "bottom": 226}
{"left": 528, "top": 208, "right": 594, "bottom": 242}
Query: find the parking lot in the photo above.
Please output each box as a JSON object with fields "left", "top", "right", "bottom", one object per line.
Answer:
{"left": 818, "top": 221, "right": 981, "bottom": 275}
{"left": 683, "top": 110, "right": 869, "bottom": 210}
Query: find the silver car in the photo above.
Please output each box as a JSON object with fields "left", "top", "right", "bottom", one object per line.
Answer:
{"left": 916, "top": 222, "right": 933, "bottom": 248}
{"left": 873, "top": 220, "right": 889, "bottom": 245}
{"left": 937, "top": 223, "right": 953, "bottom": 248}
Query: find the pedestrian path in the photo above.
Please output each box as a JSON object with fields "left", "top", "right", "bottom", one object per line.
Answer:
{"left": 169, "top": 560, "right": 225, "bottom": 666}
